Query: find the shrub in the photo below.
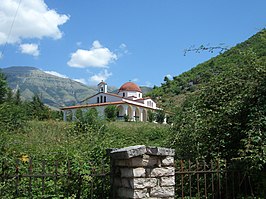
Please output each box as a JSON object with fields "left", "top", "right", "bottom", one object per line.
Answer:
{"left": 104, "top": 105, "right": 117, "bottom": 121}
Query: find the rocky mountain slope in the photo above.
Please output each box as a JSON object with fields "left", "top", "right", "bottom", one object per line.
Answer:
{"left": 2, "top": 67, "right": 99, "bottom": 108}
{"left": 2, "top": 66, "right": 152, "bottom": 108}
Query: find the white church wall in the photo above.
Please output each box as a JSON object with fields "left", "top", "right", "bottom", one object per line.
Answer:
{"left": 87, "top": 93, "right": 122, "bottom": 104}
{"left": 118, "top": 91, "right": 142, "bottom": 99}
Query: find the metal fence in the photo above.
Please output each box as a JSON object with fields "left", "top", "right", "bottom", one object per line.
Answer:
{"left": 0, "top": 158, "right": 110, "bottom": 198}
{"left": 175, "top": 160, "right": 256, "bottom": 199}
{"left": 1, "top": 158, "right": 260, "bottom": 199}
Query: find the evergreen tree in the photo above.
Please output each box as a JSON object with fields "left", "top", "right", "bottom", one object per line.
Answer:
{"left": 29, "top": 94, "right": 49, "bottom": 120}
{"left": 0, "top": 71, "right": 8, "bottom": 104}
{"left": 14, "top": 89, "right": 21, "bottom": 105}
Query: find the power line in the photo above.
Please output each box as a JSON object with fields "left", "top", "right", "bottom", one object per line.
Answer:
{"left": 0, "top": 0, "right": 22, "bottom": 59}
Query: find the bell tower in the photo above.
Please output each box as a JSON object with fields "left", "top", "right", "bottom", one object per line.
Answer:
{"left": 98, "top": 81, "right": 108, "bottom": 93}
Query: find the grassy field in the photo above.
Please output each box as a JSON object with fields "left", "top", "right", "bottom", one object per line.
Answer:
{"left": 1, "top": 120, "right": 171, "bottom": 162}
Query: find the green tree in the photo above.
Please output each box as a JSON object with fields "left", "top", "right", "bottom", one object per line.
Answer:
{"left": 155, "top": 110, "right": 165, "bottom": 124}
{"left": 76, "top": 109, "right": 83, "bottom": 121}
{"left": 14, "top": 89, "right": 21, "bottom": 105}
{"left": 171, "top": 50, "right": 266, "bottom": 168}
{"left": 84, "top": 108, "right": 98, "bottom": 125}
{"left": 0, "top": 71, "right": 8, "bottom": 104}
{"left": 28, "top": 94, "right": 49, "bottom": 120}
{"left": 104, "top": 105, "right": 117, "bottom": 121}
{"left": 0, "top": 102, "right": 26, "bottom": 132}
{"left": 147, "top": 110, "right": 155, "bottom": 122}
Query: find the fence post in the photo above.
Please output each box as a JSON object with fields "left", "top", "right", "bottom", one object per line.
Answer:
{"left": 109, "top": 145, "right": 175, "bottom": 199}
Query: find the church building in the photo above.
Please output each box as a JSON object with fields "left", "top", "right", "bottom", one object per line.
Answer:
{"left": 61, "top": 81, "right": 161, "bottom": 122}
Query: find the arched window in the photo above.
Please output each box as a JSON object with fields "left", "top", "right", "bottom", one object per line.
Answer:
{"left": 97, "top": 97, "right": 99, "bottom": 103}
{"left": 104, "top": 96, "right": 106, "bottom": 102}
{"left": 100, "top": 96, "right": 103, "bottom": 103}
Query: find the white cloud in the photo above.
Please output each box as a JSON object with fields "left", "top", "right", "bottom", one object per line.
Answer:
{"left": 119, "top": 43, "right": 127, "bottom": 49}
{"left": 166, "top": 74, "right": 172, "bottom": 79}
{"left": 0, "top": 0, "right": 69, "bottom": 45}
{"left": 119, "top": 43, "right": 128, "bottom": 53}
{"left": 89, "top": 69, "right": 112, "bottom": 84}
{"left": 67, "top": 40, "right": 118, "bottom": 68}
{"left": 74, "top": 78, "right": 87, "bottom": 85}
{"left": 19, "top": 43, "right": 39, "bottom": 56}
{"left": 44, "top": 70, "right": 68, "bottom": 78}
{"left": 132, "top": 78, "right": 139, "bottom": 82}
{"left": 76, "top": 41, "right": 82, "bottom": 46}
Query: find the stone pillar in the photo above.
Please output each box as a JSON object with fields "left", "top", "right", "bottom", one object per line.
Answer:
{"left": 63, "top": 110, "right": 67, "bottom": 121}
{"left": 109, "top": 145, "right": 175, "bottom": 199}
{"left": 123, "top": 105, "right": 128, "bottom": 116}
{"left": 71, "top": 109, "right": 76, "bottom": 121}
{"left": 139, "top": 108, "right": 143, "bottom": 122}
{"left": 132, "top": 107, "right": 136, "bottom": 121}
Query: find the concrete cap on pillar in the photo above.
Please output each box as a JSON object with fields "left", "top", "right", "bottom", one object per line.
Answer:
{"left": 109, "top": 145, "right": 175, "bottom": 160}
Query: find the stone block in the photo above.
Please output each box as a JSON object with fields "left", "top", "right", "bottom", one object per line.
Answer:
{"left": 114, "top": 177, "right": 121, "bottom": 187}
{"left": 161, "top": 156, "right": 174, "bottom": 166}
{"left": 150, "top": 167, "right": 175, "bottom": 177}
{"left": 121, "top": 178, "right": 131, "bottom": 188}
{"left": 129, "top": 178, "right": 158, "bottom": 189}
{"left": 115, "top": 159, "right": 128, "bottom": 166}
{"left": 110, "top": 145, "right": 175, "bottom": 159}
{"left": 150, "top": 186, "right": 175, "bottom": 197}
{"left": 161, "top": 176, "right": 175, "bottom": 186}
{"left": 121, "top": 168, "right": 146, "bottom": 178}
{"left": 146, "top": 146, "right": 175, "bottom": 156}
{"left": 110, "top": 145, "right": 147, "bottom": 159}
{"left": 118, "top": 188, "right": 149, "bottom": 198}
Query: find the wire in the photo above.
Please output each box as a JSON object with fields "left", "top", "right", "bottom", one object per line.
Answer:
{"left": 0, "top": 0, "right": 22, "bottom": 59}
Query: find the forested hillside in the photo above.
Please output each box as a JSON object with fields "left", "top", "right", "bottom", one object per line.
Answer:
{"left": 151, "top": 29, "right": 266, "bottom": 194}
{"left": 148, "top": 29, "right": 266, "bottom": 111}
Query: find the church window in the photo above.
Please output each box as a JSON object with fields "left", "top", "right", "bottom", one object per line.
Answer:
{"left": 100, "top": 96, "right": 103, "bottom": 103}
{"left": 97, "top": 97, "right": 99, "bottom": 103}
{"left": 104, "top": 96, "right": 106, "bottom": 102}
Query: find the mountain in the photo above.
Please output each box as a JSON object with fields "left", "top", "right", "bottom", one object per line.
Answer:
{"left": 2, "top": 66, "right": 101, "bottom": 108}
{"left": 148, "top": 29, "right": 266, "bottom": 110}
{"left": 2, "top": 66, "right": 153, "bottom": 109}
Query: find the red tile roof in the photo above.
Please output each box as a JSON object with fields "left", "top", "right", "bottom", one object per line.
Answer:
{"left": 119, "top": 82, "right": 142, "bottom": 92}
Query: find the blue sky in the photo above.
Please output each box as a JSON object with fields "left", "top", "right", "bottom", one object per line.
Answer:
{"left": 0, "top": 0, "right": 266, "bottom": 88}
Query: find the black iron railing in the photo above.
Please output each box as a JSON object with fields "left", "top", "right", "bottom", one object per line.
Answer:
{"left": 0, "top": 158, "right": 110, "bottom": 198}
{"left": 175, "top": 160, "right": 256, "bottom": 199}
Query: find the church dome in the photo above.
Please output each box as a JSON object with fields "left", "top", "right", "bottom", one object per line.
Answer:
{"left": 119, "top": 82, "right": 142, "bottom": 93}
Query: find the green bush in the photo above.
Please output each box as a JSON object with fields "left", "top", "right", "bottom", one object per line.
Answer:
{"left": 104, "top": 105, "right": 117, "bottom": 121}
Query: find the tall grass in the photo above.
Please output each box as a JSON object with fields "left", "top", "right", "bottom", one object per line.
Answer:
{"left": 1, "top": 120, "right": 171, "bottom": 161}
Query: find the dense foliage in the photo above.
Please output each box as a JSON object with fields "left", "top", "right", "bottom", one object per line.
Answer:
{"left": 148, "top": 30, "right": 266, "bottom": 197}
{"left": 0, "top": 120, "right": 170, "bottom": 198}
{"left": 0, "top": 71, "right": 62, "bottom": 130}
